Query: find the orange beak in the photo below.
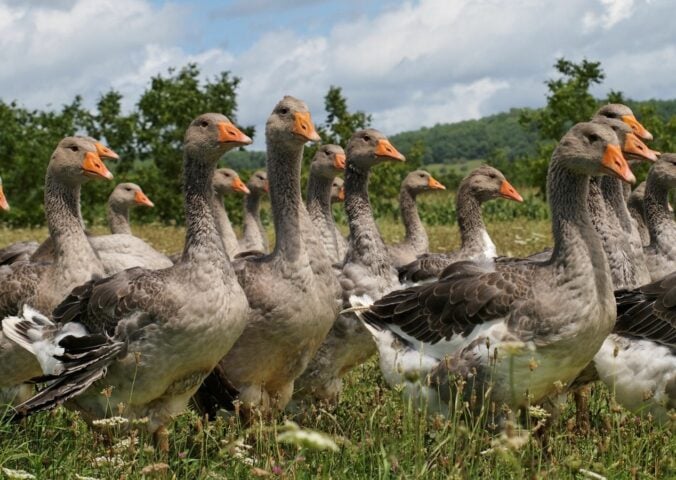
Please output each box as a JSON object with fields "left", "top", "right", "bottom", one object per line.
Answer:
{"left": 134, "top": 190, "right": 155, "bottom": 208}
{"left": 263, "top": 179, "right": 270, "bottom": 193}
{"left": 602, "top": 144, "right": 635, "bottom": 184}
{"left": 293, "top": 111, "right": 321, "bottom": 142}
{"left": 623, "top": 133, "right": 659, "bottom": 163}
{"left": 0, "top": 186, "right": 9, "bottom": 212}
{"left": 82, "top": 151, "right": 114, "bottom": 180}
{"left": 427, "top": 176, "right": 446, "bottom": 190}
{"left": 375, "top": 139, "right": 406, "bottom": 162}
{"left": 95, "top": 142, "right": 119, "bottom": 161}
{"left": 232, "top": 177, "right": 251, "bottom": 195}
{"left": 334, "top": 153, "right": 346, "bottom": 170}
{"left": 499, "top": 179, "right": 523, "bottom": 202}
{"left": 621, "top": 115, "right": 653, "bottom": 141}
{"left": 337, "top": 186, "right": 345, "bottom": 202}
{"left": 217, "top": 122, "right": 253, "bottom": 146}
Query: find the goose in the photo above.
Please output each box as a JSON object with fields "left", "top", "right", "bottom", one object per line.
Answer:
{"left": 0, "top": 141, "right": 119, "bottom": 266}
{"left": 387, "top": 170, "right": 446, "bottom": 268}
{"left": 358, "top": 122, "right": 635, "bottom": 418}
{"left": 586, "top": 116, "right": 656, "bottom": 289}
{"left": 331, "top": 176, "right": 345, "bottom": 204}
{"left": 596, "top": 103, "right": 653, "bottom": 141}
{"left": 305, "top": 144, "right": 347, "bottom": 263}
{"left": 398, "top": 166, "right": 523, "bottom": 283}
{"left": 627, "top": 182, "right": 650, "bottom": 246}
{"left": 211, "top": 168, "right": 250, "bottom": 258}
{"left": 591, "top": 272, "right": 676, "bottom": 423}
{"left": 239, "top": 170, "right": 269, "bottom": 253}
{"left": 3, "top": 114, "right": 253, "bottom": 452}
{"left": 643, "top": 155, "right": 676, "bottom": 281}
{"left": 194, "top": 96, "right": 340, "bottom": 417}
{"left": 294, "top": 129, "right": 406, "bottom": 403}
{"left": 107, "top": 183, "right": 155, "bottom": 235}
{"left": 0, "top": 137, "right": 113, "bottom": 400}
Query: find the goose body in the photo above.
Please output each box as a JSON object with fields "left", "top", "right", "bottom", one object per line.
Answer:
{"left": 3, "top": 115, "right": 252, "bottom": 447}
{"left": 0, "top": 138, "right": 114, "bottom": 399}
{"left": 360, "top": 122, "right": 633, "bottom": 416}
{"left": 294, "top": 129, "right": 406, "bottom": 403}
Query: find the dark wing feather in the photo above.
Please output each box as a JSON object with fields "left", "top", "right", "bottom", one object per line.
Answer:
{"left": 52, "top": 267, "right": 162, "bottom": 337}
{"left": 614, "top": 272, "right": 676, "bottom": 353}
{"left": 398, "top": 252, "right": 458, "bottom": 283}
{"left": 0, "top": 241, "right": 39, "bottom": 266}
{"left": 365, "top": 260, "right": 534, "bottom": 344}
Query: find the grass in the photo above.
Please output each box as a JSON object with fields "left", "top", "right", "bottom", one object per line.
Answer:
{"left": 0, "top": 220, "right": 673, "bottom": 480}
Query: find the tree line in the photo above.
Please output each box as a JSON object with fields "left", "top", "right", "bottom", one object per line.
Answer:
{"left": 1, "top": 59, "right": 674, "bottom": 228}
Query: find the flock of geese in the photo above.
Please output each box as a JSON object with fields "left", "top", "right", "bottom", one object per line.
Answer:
{"left": 0, "top": 97, "right": 674, "bottom": 452}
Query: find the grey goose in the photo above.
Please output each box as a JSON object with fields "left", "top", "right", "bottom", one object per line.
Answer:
{"left": 3, "top": 114, "right": 253, "bottom": 452}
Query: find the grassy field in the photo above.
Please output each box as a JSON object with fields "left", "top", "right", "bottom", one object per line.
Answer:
{"left": 0, "top": 221, "right": 673, "bottom": 480}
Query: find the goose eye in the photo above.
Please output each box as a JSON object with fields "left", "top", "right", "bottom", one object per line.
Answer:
{"left": 588, "top": 134, "right": 601, "bottom": 143}
{"left": 279, "top": 107, "right": 289, "bottom": 115}
{"left": 70, "top": 146, "right": 79, "bottom": 152}
{"left": 363, "top": 135, "right": 371, "bottom": 142}
{"left": 200, "top": 120, "right": 209, "bottom": 127}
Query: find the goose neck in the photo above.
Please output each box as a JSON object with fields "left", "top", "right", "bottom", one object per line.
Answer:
{"left": 306, "top": 173, "right": 334, "bottom": 225}
{"left": 399, "top": 187, "right": 428, "bottom": 252}
{"left": 267, "top": 139, "right": 304, "bottom": 261}
{"left": 644, "top": 178, "right": 675, "bottom": 246}
{"left": 210, "top": 192, "right": 239, "bottom": 257}
{"left": 456, "top": 185, "right": 489, "bottom": 253}
{"left": 107, "top": 201, "right": 132, "bottom": 235}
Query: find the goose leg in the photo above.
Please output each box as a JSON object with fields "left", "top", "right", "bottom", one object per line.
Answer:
{"left": 153, "top": 425, "right": 170, "bottom": 454}
{"left": 574, "top": 385, "right": 591, "bottom": 435}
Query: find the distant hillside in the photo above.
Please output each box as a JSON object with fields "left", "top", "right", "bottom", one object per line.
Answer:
{"left": 225, "top": 99, "right": 676, "bottom": 169}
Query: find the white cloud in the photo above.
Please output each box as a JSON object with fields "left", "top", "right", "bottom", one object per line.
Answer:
{"left": 0, "top": 0, "right": 674, "bottom": 151}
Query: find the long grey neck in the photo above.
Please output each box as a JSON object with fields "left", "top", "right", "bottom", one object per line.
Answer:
{"left": 181, "top": 153, "right": 229, "bottom": 272}
{"left": 548, "top": 163, "right": 611, "bottom": 301}
{"left": 242, "top": 190, "right": 266, "bottom": 250}
{"left": 644, "top": 178, "right": 676, "bottom": 248}
{"left": 399, "top": 188, "right": 428, "bottom": 253}
{"left": 210, "top": 193, "right": 239, "bottom": 257}
{"left": 107, "top": 201, "right": 132, "bottom": 235}
{"left": 344, "top": 163, "right": 390, "bottom": 273}
{"left": 456, "top": 185, "right": 491, "bottom": 255}
{"left": 627, "top": 194, "right": 649, "bottom": 242}
{"left": 307, "top": 173, "right": 335, "bottom": 230}
{"left": 44, "top": 175, "right": 101, "bottom": 272}
{"left": 600, "top": 176, "right": 633, "bottom": 233}
{"left": 267, "top": 139, "right": 305, "bottom": 261}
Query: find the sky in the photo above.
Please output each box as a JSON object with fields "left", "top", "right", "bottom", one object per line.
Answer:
{"left": 1, "top": 0, "right": 675, "bottom": 149}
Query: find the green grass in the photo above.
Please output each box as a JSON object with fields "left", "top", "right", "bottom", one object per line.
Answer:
{"left": 0, "top": 221, "right": 673, "bottom": 480}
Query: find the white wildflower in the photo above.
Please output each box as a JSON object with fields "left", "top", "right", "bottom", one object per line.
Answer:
{"left": 113, "top": 437, "right": 138, "bottom": 453}
{"left": 91, "top": 456, "right": 125, "bottom": 467}
{"left": 528, "top": 405, "right": 551, "bottom": 419}
{"left": 91, "top": 416, "right": 129, "bottom": 428}
{"left": 1, "top": 468, "right": 36, "bottom": 479}
{"left": 74, "top": 475, "right": 101, "bottom": 480}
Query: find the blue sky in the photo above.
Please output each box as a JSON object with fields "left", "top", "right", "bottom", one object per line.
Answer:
{"left": 1, "top": 0, "right": 675, "bottom": 149}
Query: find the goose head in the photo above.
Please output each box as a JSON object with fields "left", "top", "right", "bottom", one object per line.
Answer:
{"left": 110, "top": 182, "right": 154, "bottom": 209}
{"left": 556, "top": 122, "right": 635, "bottom": 184}
{"left": 185, "top": 113, "right": 252, "bottom": 162}
{"left": 266, "top": 96, "right": 321, "bottom": 146}
{"left": 0, "top": 176, "right": 8, "bottom": 211}
{"left": 346, "top": 128, "right": 405, "bottom": 171}
{"left": 595, "top": 103, "right": 653, "bottom": 141}
{"left": 592, "top": 116, "right": 659, "bottom": 163}
{"left": 461, "top": 165, "right": 523, "bottom": 203}
{"left": 247, "top": 170, "right": 269, "bottom": 194}
{"left": 648, "top": 154, "right": 676, "bottom": 191}
{"left": 402, "top": 170, "right": 446, "bottom": 195}
{"left": 213, "top": 168, "right": 250, "bottom": 197}
{"left": 311, "top": 144, "right": 346, "bottom": 179}
{"left": 48, "top": 136, "right": 114, "bottom": 186}
{"left": 331, "top": 177, "right": 345, "bottom": 203}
